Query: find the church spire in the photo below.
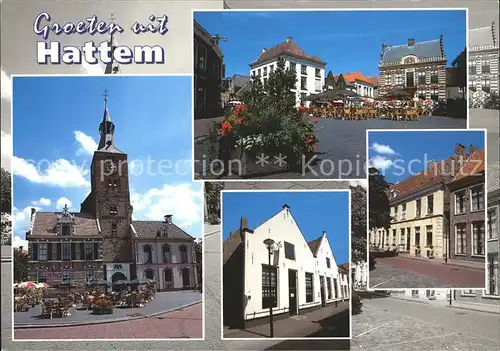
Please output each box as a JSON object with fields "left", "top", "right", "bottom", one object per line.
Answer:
{"left": 105, "top": 13, "right": 120, "bottom": 74}
{"left": 97, "top": 90, "right": 121, "bottom": 152}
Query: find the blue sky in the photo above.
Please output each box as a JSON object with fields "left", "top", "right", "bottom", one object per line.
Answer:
{"left": 195, "top": 10, "right": 466, "bottom": 78}
{"left": 222, "top": 191, "right": 350, "bottom": 264}
{"left": 12, "top": 76, "right": 201, "bottom": 246}
{"left": 368, "top": 130, "right": 486, "bottom": 184}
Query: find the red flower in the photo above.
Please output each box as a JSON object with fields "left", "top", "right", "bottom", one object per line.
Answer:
{"left": 313, "top": 119, "right": 319, "bottom": 124}
{"left": 233, "top": 104, "right": 247, "bottom": 115}
{"left": 306, "top": 137, "right": 313, "bottom": 144}
{"left": 236, "top": 118, "right": 243, "bottom": 125}
{"left": 220, "top": 121, "right": 233, "bottom": 136}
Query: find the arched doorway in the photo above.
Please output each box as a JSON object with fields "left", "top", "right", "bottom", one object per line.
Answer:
{"left": 111, "top": 272, "right": 127, "bottom": 283}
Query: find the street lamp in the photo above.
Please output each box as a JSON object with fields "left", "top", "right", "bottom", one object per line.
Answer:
{"left": 263, "top": 238, "right": 275, "bottom": 338}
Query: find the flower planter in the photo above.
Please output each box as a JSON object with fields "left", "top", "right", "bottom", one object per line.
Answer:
{"left": 92, "top": 307, "right": 114, "bottom": 315}
{"left": 228, "top": 146, "right": 290, "bottom": 177}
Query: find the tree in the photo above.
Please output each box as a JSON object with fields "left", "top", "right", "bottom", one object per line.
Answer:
{"left": 14, "top": 247, "right": 28, "bottom": 282}
{"left": 351, "top": 185, "right": 367, "bottom": 263}
{"left": 1, "top": 167, "right": 11, "bottom": 214}
{"left": 368, "top": 167, "right": 392, "bottom": 231}
{"left": 451, "top": 48, "right": 466, "bottom": 99}
{"left": 204, "top": 182, "right": 224, "bottom": 224}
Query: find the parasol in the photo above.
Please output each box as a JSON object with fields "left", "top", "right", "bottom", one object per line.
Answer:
{"left": 36, "top": 282, "right": 49, "bottom": 289}
{"left": 18, "top": 281, "right": 37, "bottom": 288}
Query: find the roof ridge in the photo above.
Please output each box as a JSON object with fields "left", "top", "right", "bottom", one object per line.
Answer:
{"left": 469, "top": 26, "right": 491, "bottom": 31}
{"left": 387, "top": 38, "right": 439, "bottom": 49}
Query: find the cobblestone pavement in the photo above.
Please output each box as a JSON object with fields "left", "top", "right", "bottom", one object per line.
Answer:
{"left": 351, "top": 296, "right": 500, "bottom": 351}
{"left": 194, "top": 116, "right": 465, "bottom": 180}
{"left": 369, "top": 258, "right": 485, "bottom": 289}
{"left": 224, "top": 301, "right": 350, "bottom": 338}
{"left": 14, "top": 303, "right": 203, "bottom": 340}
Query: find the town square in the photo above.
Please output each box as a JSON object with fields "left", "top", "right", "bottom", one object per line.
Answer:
{"left": 367, "top": 130, "right": 488, "bottom": 289}
{"left": 193, "top": 9, "right": 468, "bottom": 179}
{"left": 10, "top": 75, "right": 203, "bottom": 339}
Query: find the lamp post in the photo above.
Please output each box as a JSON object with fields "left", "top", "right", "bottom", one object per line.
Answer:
{"left": 263, "top": 238, "right": 275, "bottom": 338}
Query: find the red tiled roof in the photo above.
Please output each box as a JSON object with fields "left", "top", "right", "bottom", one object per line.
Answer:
{"left": 30, "top": 212, "right": 100, "bottom": 237}
{"left": 251, "top": 38, "right": 325, "bottom": 66}
{"left": 453, "top": 148, "right": 485, "bottom": 181}
{"left": 338, "top": 263, "right": 349, "bottom": 273}
{"left": 341, "top": 72, "right": 374, "bottom": 85}
{"left": 365, "top": 76, "right": 379, "bottom": 86}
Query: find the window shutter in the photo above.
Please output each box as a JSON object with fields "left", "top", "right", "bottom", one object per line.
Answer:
{"left": 71, "top": 243, "right": 76, "bottom": 260}
{"left": 56, "top": 243, "right": 62, "bottom": 260}
{"left": 80, "top": 243, "right": 85, "bottom": 260}
{"left": 47, "top": 243, "right": 53, "bottom": 260}
{"left": 94, "top": 243, "right": 99, "bottom": 260}
{"left": 33, "top": 243, "right": 39, "bottom": 261}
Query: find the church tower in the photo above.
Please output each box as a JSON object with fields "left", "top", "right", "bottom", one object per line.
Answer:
{"left": 104, "top": 14, "right": 121, "bottom": 75}
{"left": 82, "top": 91, "right": 135, "bottom": 282}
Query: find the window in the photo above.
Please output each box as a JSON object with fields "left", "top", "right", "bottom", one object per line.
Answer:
{"left": 487, "top": 254, "right": 498, "bottom": 296}
{"left": 263, "top": 78, "right": 268, "bottom": 86}
{"left": 315, "top": 79, "right": 322, "bottom": 92}
{"left": 62, "top": 269, "right": 70, "bottom": 281}
{"left": 469, "top": 65, "right": 477, "bottom": 75}
{"left": 416, "top": 199, "right": 421, "bottom": 217}
{"left": 269, "top": 65, "right": 274, "bottom": 73}
{"left": 406, "top": 71, "right": 414, "bottom": 87}
{"left": 164, "top": 269, "right": 173, "bottom": 288}
{"left": 110, "top": 204, "right": 118, "bottom": 215}
{"left": 112, "top": 222, "right": 117, "bottom": 233}
{"left": 85, "top": 268, "right": 94, "bottom": 282}
{"left": 301, "top": 65, "right": 307, "bottom": 75}
{"left": 418, "top": 90, "right": 426, "bottom": 100}
{"left": 315, "top": 68, "right": 321, "bottom": 78}
{"left": 262, "top": 265, "right": 278, "bottom": 308}
{"left": 197, "top": 44, "right": 207, "bottom": 71}
{"left": 37, "top": 269, "right": 47, "bottom": 283}
{"left": 392, "top": 229, "right": 397, "bottom": 245}
{"left": 326, "top": 257, "right": 331, "bottom": 268}
{"left": 61, "top": 223, "right": 71, "bottom": 236}
{"left": 455, "top": 191, "right": 466, "bottom": 214}
{"left": 38, "top": 243, "right": 48, "bottom": 261}
{"left": 418, "top": 71, "right": 426, "bottom": 85}
{"left": 395, "top": 73, "right": 403, "bottom": 86}
{"left": 455, "top": 223, "right": 467, "bottom": 254}
{"left": 482, "top": 78, "right": 491, "bottom": 93}
{"left": 430, "top": 71, "right": 438, "bottom": 83}
{"left": 426, "top": 225, "right": 433, "bottom": 247}
{"left": 300, "top": 76, "right": 307, "bottom": 90}
{"left": 470, "top": 185, "right": 484, "bottom": 211}
{"left": 400, "top": 228, "right": 405, "bottom": 246}
{"left": 327, "top": 277, "right": 332, "bottom": 300}
{"left": 427, "top": 195, "right": 434, "bottom": 215}
{"left": 415, "top": 226, "right": 421, "bottom": 246}
{"left": 402, "top": 204, "right": 406, "bottom": 219}
{"left": 180, "top": 245, "right": 188, "bottom": 263}
{"left": 62, "top": 242, "right": 71, "bottom": 260}
{"left": 481, "top": 60, "right": 490, "bottom": 73}
{"left": 385, "top": 74, "right": 392, "bottom": 85}
{"left": 430, "top": 88, "right": 439, "bottom": 101}
{"left": 143, "top": 245, "right": 152, "bottom": 264}
{"left": 472, "top": 221, "right": 485, "bottom": 256}
{"left": 257, "top": 69, "right": 261, "bottom": 77}
{"left": 85, "top": 243, "right": 93, "bottom": 261}
{"left": 145, "top": 268, "right": 154, "bottom": 279}
{"left": 394, "top": 206, "right": 398, "bottom": 219}
{"left": 163, "top": 244, "right": 170, "bottom": 263}
{"left": 263, "top": 67, "right": 268, "bottom": 76}
{"left": 289, "top": 62, "right": 296, "bottom": 73}
{"left": 305, "top": 272, "right": 314, "bottom": 303}
{"left": 284, "top": 241, "right": 295, "bottom": 260}
{"left": 487, "top": 208, "right": 498, "bottom": 239}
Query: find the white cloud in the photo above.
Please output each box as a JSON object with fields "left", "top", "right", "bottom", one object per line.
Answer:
{"left": 0, "top": 68, "right": 12, "bottom": 102}
{"left": 80, "top": 61, "right": 104, "bottom": 75}
{"left": 13, "top": 205, "right": 40, "bottom": 238}
{"left": 12, "top": 157, "right": 90, "bottom": 188}
{"left": 369, "top": 155, "right": 394, "bottom": 171}
{"left": 31, "top": 198, "right": 51, "bottom": 207}
{"left": 56, "top": 197, "right": 72, "bottom": 210}
{"left": 74, "top": 131, "right": 97, "bottom": 155}
{"left": 131, "top": 183, "right": 202, "bottom": 230}
{"left": 13, "top": 236, "right": 28, "bottom": 249}
{"left": 1, "top": 131, "right": 12, "bottom": 169}
{"left": 371, "top": 142, "right": 397, "bottom": 155}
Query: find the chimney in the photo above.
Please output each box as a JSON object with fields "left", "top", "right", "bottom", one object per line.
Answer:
{"left": 408, "top": 38, "right": 415, "bottom": 47}
{"left": 286, "top": 36, "right": 292, "bottom": 43}
{"left": 454, "top": 143, "right": 466, "bottom": 157}
{"left": 470, "top": 145, "right": 477, "bottom": 155}
{"left": 164, "top": 214, "right": 173, "bottom": 224}
{"left": 282, "top": 204, "right": 290, "bottom": 210}
{"left": 30, "top": 208, "right": 36, "bottom": 220}
{"left": 322, "top": 231, "right": 327, "bottom": 236}
{"left": 262, "top": 48, "right": 267, "bottom": 53}
{"left": 492, "top": 22, "right": 497, "bottom": 47}
{"left": 440, "top": 34, "right": 444, "bottom": 57}
{"left": 19, "top": 246, "right": 23, "bottom": 252}
{"left": 240, "top": 216, "right": 248, "bottom": 230}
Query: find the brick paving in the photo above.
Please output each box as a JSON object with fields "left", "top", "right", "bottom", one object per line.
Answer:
{"left": 224, "top": 301, "right": 350, "bottom": 338}
{"left": 194, "top": 116, "right": 466, "bottom": 180}
{"left": 14, "top": 303, "right": 203, "bottom": 340}
{"left": 369, "top": 257, "right": 485, "bottom": 289}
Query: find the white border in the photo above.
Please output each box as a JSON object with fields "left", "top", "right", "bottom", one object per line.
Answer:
{"left": 219, "top": 189, "right": 352, "bottom": 341}
{"left": 365, "top": 128, "right": 488, "bottom": 291}
{"left": 10, "top": 74, "right": 205, "bottom": 342}
{"left": 191, "top": 7, "right": 469, "bottom": 181}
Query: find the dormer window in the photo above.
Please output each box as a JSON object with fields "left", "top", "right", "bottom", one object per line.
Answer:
{"left": 57, "top": 204, "right": 74, "bottom": 236}
{"left": 110, "top": 205, "right": 118, "bottom": 215}
{"left": 61, "top": 224, "right": 71, "bottom": 236}
{"left": 162, "top": 228, "right": 168, "bottom": 237}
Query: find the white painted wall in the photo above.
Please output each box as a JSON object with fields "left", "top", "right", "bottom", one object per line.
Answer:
{"left": 136, "top": 242, "right": 195, "bottom": 265}
{"left": 338, "top": 271, "right": 350, "bottom": 299}
{"left": 250, "top": 55, "right": 325, "bottom": 108}
{"left": 243, "top": 207, "right": 335, "bottom": 321}
{"left": 315, "top": 233, "right": 342, "bottom": 303}
{"left": 352, "top": 261, "right": 368, "bottom": 291}
{"left": 353, "top": 81, "right": 374, "bottom": 98}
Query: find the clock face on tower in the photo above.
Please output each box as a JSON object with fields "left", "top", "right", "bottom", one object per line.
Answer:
{"left": 104, "top": 160, "right": 117, "bottom": 174}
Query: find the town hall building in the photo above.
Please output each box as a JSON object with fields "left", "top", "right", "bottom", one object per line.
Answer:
{"left": 26, "top": 94, "right": 198, "bottom": 290}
